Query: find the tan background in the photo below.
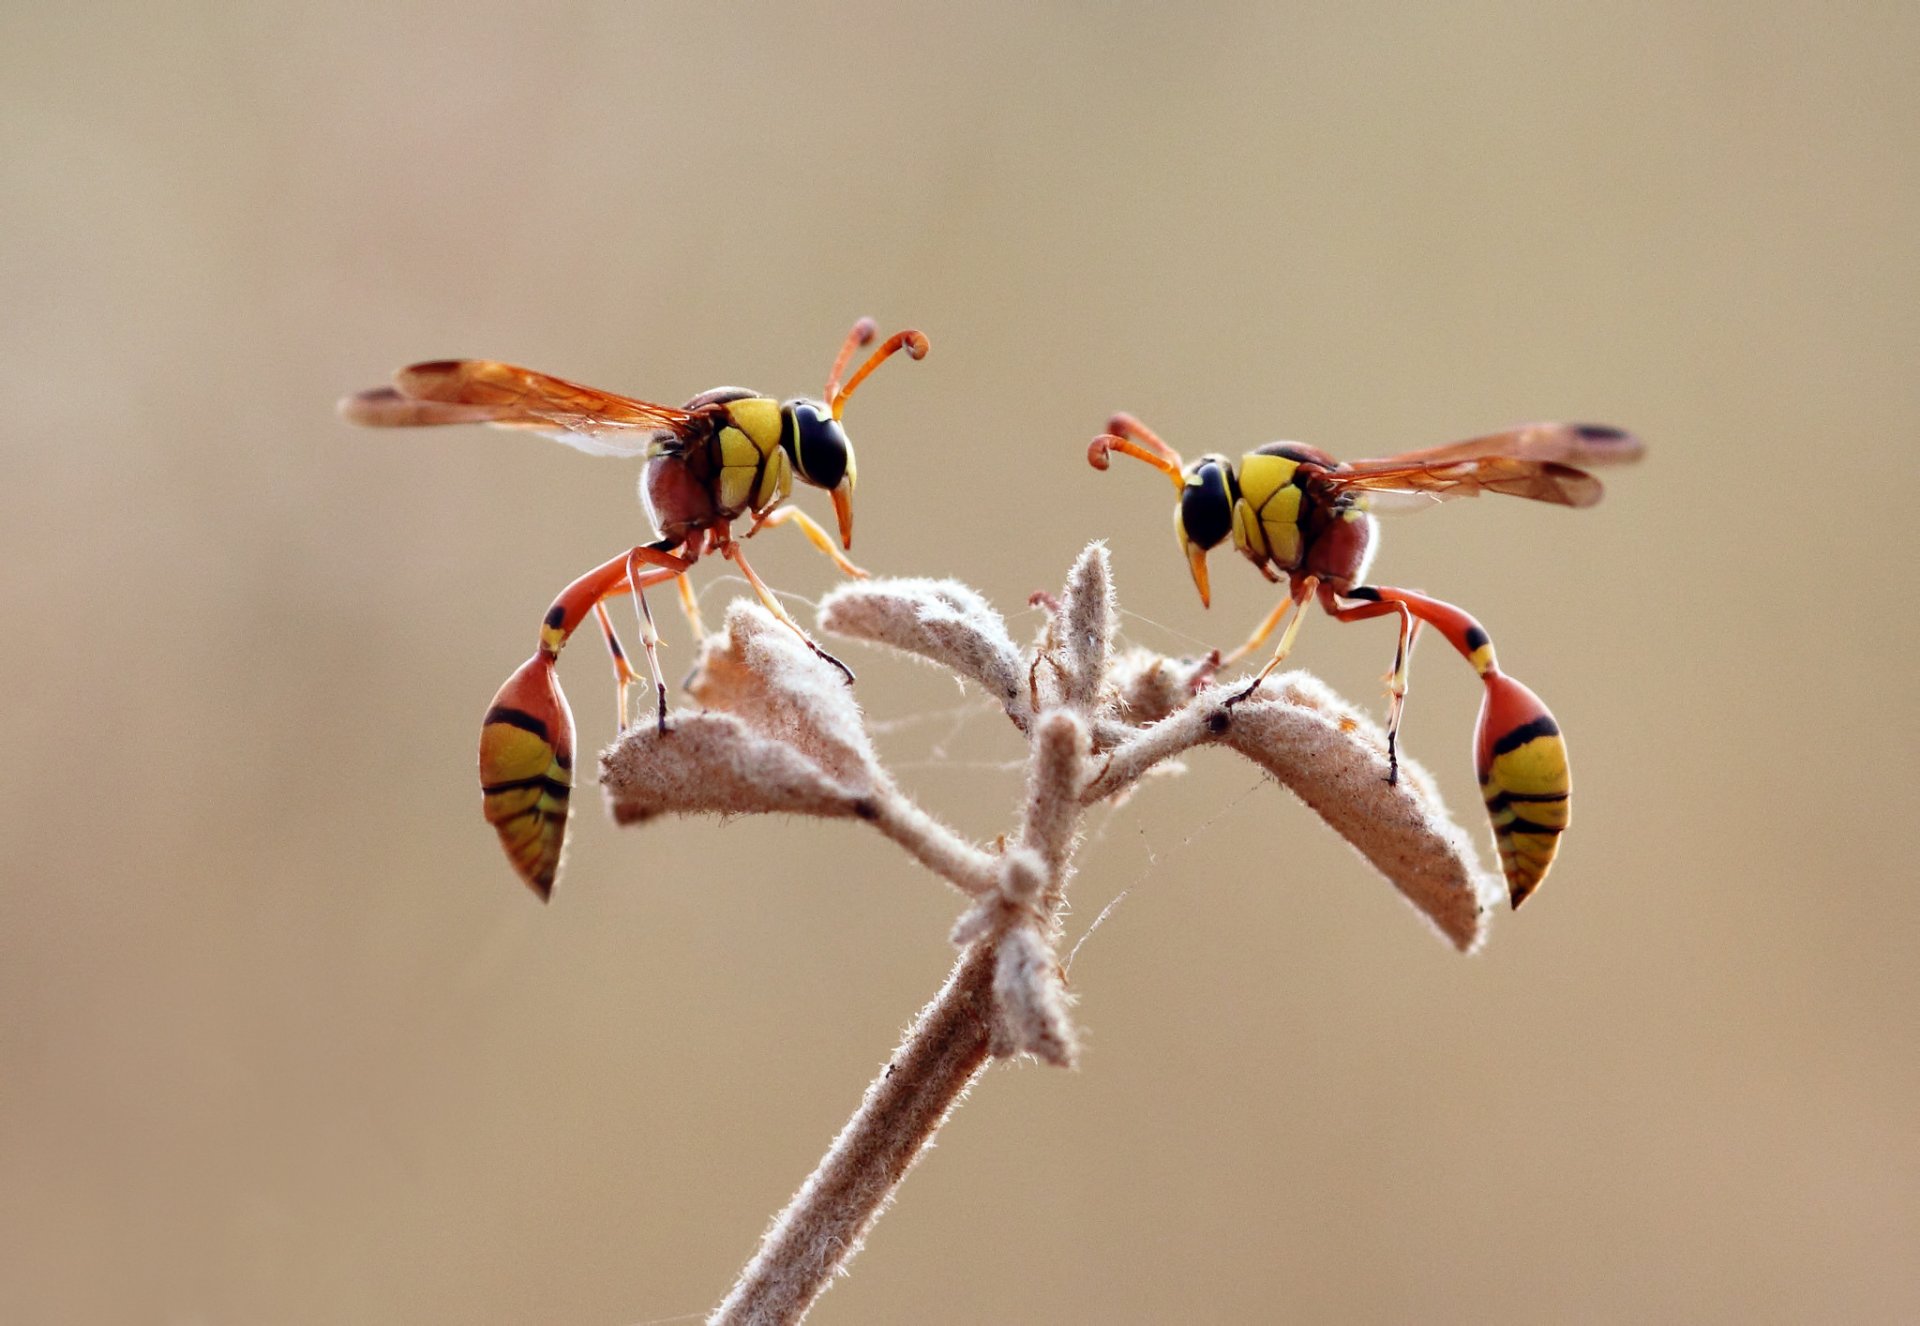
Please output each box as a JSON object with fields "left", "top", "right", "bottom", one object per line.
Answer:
{"left": 5, "top": 2, "right": 1917, "bottom": 1322}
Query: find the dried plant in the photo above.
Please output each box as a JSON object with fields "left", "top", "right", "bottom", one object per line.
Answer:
{"left": 598, "top": 544, "right": 1502, "bottom": 1325}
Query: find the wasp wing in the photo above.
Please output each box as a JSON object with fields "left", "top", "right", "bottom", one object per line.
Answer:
{"left": 1345, "top": 422, "right": 1643, "bottom": 474}
{"left": 1328, "top": 423, "right": 1643, "bottom": 511}
{"left": 340, "top": 360, "right": 698, "bottom": 459}
{"left": 1328, "top": 457, "right": 1607, "bottom": 509}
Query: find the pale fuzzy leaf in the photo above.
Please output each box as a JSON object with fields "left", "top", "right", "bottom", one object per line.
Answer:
{"left": 600, "top": 712, "right": 868, "bottom": 825}
{"left": 688, "top": 603, "right": 880, "bottom": 788}
{"left": 1214, "top": 675, "right": 1502, "bottom": 952}
{"left": 991, "top": 923, "right": 1078, "bottom": 1067}
{"left": 819, "top": 578, "right": 1028, "bottom": 721}
{"left": 1054, "top": 542, "right": 1115, "bottom": 713}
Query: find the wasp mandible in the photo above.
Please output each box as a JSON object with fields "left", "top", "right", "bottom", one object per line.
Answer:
{"left": 1089, "top": 414, "right": 1642, "bottom": 907}
{"left": 341, "top": 319, "right": 928, "bottom": 899}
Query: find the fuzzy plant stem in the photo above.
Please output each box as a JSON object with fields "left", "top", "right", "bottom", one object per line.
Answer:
{"left": 709, "top": 942, "right": 998, "bottom": 1326}
{"left": 597, "top": 547, "right": 1500, "bottom": 1324}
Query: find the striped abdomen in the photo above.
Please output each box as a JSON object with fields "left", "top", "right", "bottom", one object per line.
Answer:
{"left": 479, "top": 653, "right": 575, "bottom": 900}
{"left": 1475, "top": 671, "right": 1570, "bottom": 908}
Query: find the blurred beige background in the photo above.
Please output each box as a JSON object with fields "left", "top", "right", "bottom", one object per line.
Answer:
{"left": 4, "top": 2, "right": 1916, "bottom": 1322}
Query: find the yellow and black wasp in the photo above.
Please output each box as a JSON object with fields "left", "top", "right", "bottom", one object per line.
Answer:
{"left": 341, "top": 319, "right": 927, "bottom": 898}
{"left": 1090, "top": 412, "right": 1642, "bottom": 907}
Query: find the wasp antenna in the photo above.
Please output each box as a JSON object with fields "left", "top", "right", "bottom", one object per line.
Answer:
{"left": 1087, "top": 433, "right": 1186, "bottom": 491}
{"left": 824, "top": 317, "right": 879, "bottom": 401}
{"left": 829, "top": 328, "right": 929, "bottom": 421}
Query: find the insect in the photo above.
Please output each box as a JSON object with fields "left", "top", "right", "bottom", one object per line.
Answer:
{"left": 1088, "top": 413, "right": 1642, "bottom": 907}
{"left": 341, "top": 318, "right": 928, "bottom": 899}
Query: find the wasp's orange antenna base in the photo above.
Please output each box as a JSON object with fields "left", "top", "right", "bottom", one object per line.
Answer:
{"left": 1088, "top": 412, "right": 1187, "bottom": 491}
{"left": 830, "top": 327, "right": 929, "bottom": 421}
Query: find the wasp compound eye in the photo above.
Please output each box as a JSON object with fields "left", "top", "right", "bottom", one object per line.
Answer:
{"left": 1180, "top": 458, "right": 1235, "bottom": 551}
{"left": 787, "top": 399, "right": 852, "bottom": 491}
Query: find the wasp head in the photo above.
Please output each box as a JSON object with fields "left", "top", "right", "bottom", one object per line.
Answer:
{"left": 784, "top": 398, "right": 857, "bottom": 548}
{"left": 1175, "top": 456, "right": 1236, "bottom": 607}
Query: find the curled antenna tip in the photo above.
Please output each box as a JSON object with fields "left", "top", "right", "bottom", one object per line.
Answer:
{"left": 903, "top": 330, "right": 930, "bottom": 360}
{"left": 1087, "top": 435, "right": 1116, "bottom": 470}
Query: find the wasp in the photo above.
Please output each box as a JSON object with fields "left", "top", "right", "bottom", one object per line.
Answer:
{"left": 341, "top": 318, "right": 928, "bottom": 899}
{"left": 1089, "top": 413, "right": 1642, "bottom": 907}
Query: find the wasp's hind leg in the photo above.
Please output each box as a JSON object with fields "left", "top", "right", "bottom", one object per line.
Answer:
{"left": 1320, "top": 589, "right": 1423, "bottom": 784}
{"left": 591, "top": 602, "right": 639, "bottom": 733}
{"left": 1332, "top": 585, "right": 1569, "bottom": 909}
{"left": 623, "top": 542, "right": 697, "bottom": 733}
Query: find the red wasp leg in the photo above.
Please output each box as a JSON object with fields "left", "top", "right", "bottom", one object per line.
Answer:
{"left": 746, "top": 505, "right": 871, "bottom": 579}
{"left": 625, "top": 546, "right": 699, "bottom": 733}
{"left": 1320, "top": 590, "right": 1424, "bottom": 784}
{"left": 1225, "top": 575, "right": 1321, "bottom": 705}
{"left": 1334, "top": 585, "right": 1570, "bottom": 908}
{"left": 722, "top": 541, "right": 857, "bottom": 685}
{"left": 829, "top": 327, "right": 929, "bottom": 421}
{"left": 591, "top": 601, "right": 638, "bottom": 733}
{"left": 675, "top": 573, "right": 707, "bottom": 642}
{"left": 824, "top": 316, "right": 878, "bottom": 401}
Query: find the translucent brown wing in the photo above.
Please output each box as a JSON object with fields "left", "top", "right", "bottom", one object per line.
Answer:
{"left": 1343, "top": 422, "right": 1644, "bottom": 475}
{"left": 341, "top": 359, "right": 699, "bottom": 459}
{"left": 1325, "top": 456, "right": 1608, "bottom": 509}
{"left": 1325, "top": 422, "right": 1643, "bottom": 510}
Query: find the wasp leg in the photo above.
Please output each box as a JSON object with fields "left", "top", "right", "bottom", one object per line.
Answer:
{"left": 1320, "top": 589, "right": 1424, "bottom": 784}
{"left": 723, "top": 541, "right": 857, "bottom": 685}
{"left": 746, "top": 505, "right": 871, "bottom": 579}
{"left": 675, "top": 573, "right": 707, "bottom": 642}
{"left": 624, "top": 543, "right": 697, "bottom": 734}
{"left": 1220, "top": 595, "right": 1300, "bottom": 668}
{"left": 1224, "top": 575, "right": 1320, "bottom": 706}
{"left": 591, "top": 601, "right": 638, "bottom": 733}
{"left": 1334, "top": 585, "right": 1569, "bottom": 909}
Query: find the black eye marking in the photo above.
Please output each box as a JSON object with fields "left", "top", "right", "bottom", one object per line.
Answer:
{"left": 1180, "top": 461, "right": 1234, "bottom": 549}
{"left": 789, "top": 402, "right": 849, "bottom": 489}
